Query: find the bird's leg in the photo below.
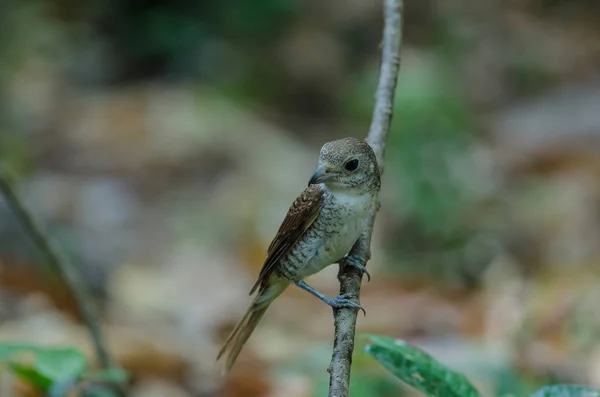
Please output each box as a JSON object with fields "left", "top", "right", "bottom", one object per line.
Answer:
{"left": 295, "top": 281, "right": 366, "bottom": 315}
{"left": 341, "top": 254, "right": 371, "bottom": 282}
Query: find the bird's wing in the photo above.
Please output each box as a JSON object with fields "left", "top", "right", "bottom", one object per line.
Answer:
{"left": 249, "top": 184, "right": 325, "bottom": 295}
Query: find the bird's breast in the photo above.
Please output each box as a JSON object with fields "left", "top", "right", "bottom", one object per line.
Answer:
{"left": 293, "top": 190, "right": 374, "bottom": 279}
{"left": 321, "top": 216, "right": 366, "bottom": 258}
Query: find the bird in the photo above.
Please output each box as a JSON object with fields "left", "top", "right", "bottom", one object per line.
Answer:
{"left": 216, "top": 137, "right": 381, "bottom": 373}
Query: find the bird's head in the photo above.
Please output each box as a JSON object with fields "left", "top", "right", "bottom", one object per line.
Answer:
{"left": 308, "top": 137, "right": 380, "bottom": 193}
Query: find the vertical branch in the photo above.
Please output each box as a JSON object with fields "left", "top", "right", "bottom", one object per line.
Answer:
{"left": 0, "top": 171, "right": 112, "bottom": 369}
{"left": 328, "top": 0, "right": 403, "bottom": 396}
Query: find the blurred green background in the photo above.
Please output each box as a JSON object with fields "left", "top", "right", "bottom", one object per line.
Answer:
{"left": 2, "top": 0, "right": 600, "bottom": 396}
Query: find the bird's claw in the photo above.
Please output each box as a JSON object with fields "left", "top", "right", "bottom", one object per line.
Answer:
{"left": 344, "top": 255, "right": 371, "bottom": 282}
{"left": 326, "top": 293, "right": 366, "bottom": 316}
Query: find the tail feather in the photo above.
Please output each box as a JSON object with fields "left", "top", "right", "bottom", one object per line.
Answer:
{"left": 216, "top": 281, "right": 286, "bottom": 374}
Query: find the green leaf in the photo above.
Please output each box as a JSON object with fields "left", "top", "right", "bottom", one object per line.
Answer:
{"left": 81, "top": 367, "right": 130, "bottom": 384}
{"left": 0, "top": 343, "right": 88, "bottom": 392}
{"left": 0, "top": 343, "right": 40, "bottom": 360}
{"left": 364, "top": 334, "right": 483, "bottom": 397}
{"left": 34, "top": 348, "right": 87, "bottom": 383}
{"left": 529, "top": 385, "right": 600, "bottom": 397}
{"left": 48, "top": 378, "right": 79, "bottom": 397}
{"left": 8, "top": 361, "right": 53, "bottom": 390}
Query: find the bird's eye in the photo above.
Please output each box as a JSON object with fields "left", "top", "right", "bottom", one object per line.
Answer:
{"left": 344, "top": 159, "right": 359, "bottom": 171}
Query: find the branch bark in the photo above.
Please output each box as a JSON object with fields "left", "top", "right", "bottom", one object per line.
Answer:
{"left": 328, "top": 0, "right": 403, "bottom": 396}
{"left": 0, "top": 170, "right": 112, "bottom": 370}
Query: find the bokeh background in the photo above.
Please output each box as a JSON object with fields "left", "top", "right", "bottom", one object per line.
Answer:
{"left": 2, "top": 0, "right": 600, "bottom": 396}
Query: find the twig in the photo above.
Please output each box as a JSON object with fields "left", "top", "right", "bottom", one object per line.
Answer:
{"left": 327, "top": 0, "right": 403, "bottom": 396}
{"left": 0, "top": 170, "right": 112, "bottom": 369}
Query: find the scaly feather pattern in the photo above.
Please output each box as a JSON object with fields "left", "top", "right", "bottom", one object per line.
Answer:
{"left": 249, "top": 185, "right": 324, "bottom": 295}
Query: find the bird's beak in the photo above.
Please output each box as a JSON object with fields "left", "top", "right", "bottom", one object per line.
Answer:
{"left": 308, "top": 165, "right": 335, "bottom": 186}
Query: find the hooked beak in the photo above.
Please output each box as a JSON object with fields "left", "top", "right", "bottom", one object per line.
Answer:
{"left": 308, "top": 165, "right": 336, "bottom": 186}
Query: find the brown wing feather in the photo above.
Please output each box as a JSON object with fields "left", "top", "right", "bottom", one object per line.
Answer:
{"left": 249, "top": 184, "right": 324, "bottom": 295}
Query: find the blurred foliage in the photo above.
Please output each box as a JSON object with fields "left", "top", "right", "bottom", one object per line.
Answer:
{"left": 347, "top": 374, "right": 402, "bottom": 397}
{"left": 78, "top": 0, "right": 300, "bottom": 82}
{"left": 342, "top": 46, "right": 480, "bottom": 285}
{"left": 0, "top": 342, "right": 129, "bottom": 396}
{"left": 494, "top": 367, "right": 548, "bottom": 397}
{"left": 313, "top": 369, "right": 402, "bottom": 397}
{"left": 0, "top": 133, "right": 35, "bottom": 179}
{"left": 529, "top": 385, "right": 600, "bottom": 397}
{"left": 389, "top": 56, "right": 471, "bottom": 239}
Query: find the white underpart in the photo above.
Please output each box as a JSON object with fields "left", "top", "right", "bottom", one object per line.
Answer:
{"left": 299, "top": 184, "right": 374, "bottom": 278}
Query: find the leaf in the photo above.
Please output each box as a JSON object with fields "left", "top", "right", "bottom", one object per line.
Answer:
{"left": 529, "top": 385, "right": 600, "bottom": 397}
{"left": 8, "top": 361, "right": 53, "bottom": 390}
{"left": 0, "top": 343, "right": 88, "bottom": 392}
{"left": 0, "top": 342, "right": 43, "bottom": 360}
{"left": 34, "top": 348, "right": 87, "bottom": 383}
{"left": 364, "top": 334, "right": 483, "bottom": 397}
{"left": 81, "top": 368, "right": 130, "bottom": 384}
{"left": 48, "top": 378, "right": 79, "bottom": 397}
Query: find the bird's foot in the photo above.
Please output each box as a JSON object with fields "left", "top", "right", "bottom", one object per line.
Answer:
{"left": 295, "top": 281, "right": 366, "bottom": 316}
{"left": 344, "top": 255, "right": 371, "bottom": 282}
{"left": 325, "top": 293, "right": 366, "bottom": 316}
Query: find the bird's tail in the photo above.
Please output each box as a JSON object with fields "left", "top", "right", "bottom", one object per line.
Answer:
{"left": 216, "top": 280, "right": 286, "bottom": 374}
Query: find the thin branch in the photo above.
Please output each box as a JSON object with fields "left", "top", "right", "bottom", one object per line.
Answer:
{"left": 0, "top": 170, "right": 112, "bottom": 369}
{"left": 327, "top": 0, "right": 403, "bottom": 396}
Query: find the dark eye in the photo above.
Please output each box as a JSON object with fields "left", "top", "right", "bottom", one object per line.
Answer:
{"left": 344, "top": 159, "right": 359, "bottom": 171}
